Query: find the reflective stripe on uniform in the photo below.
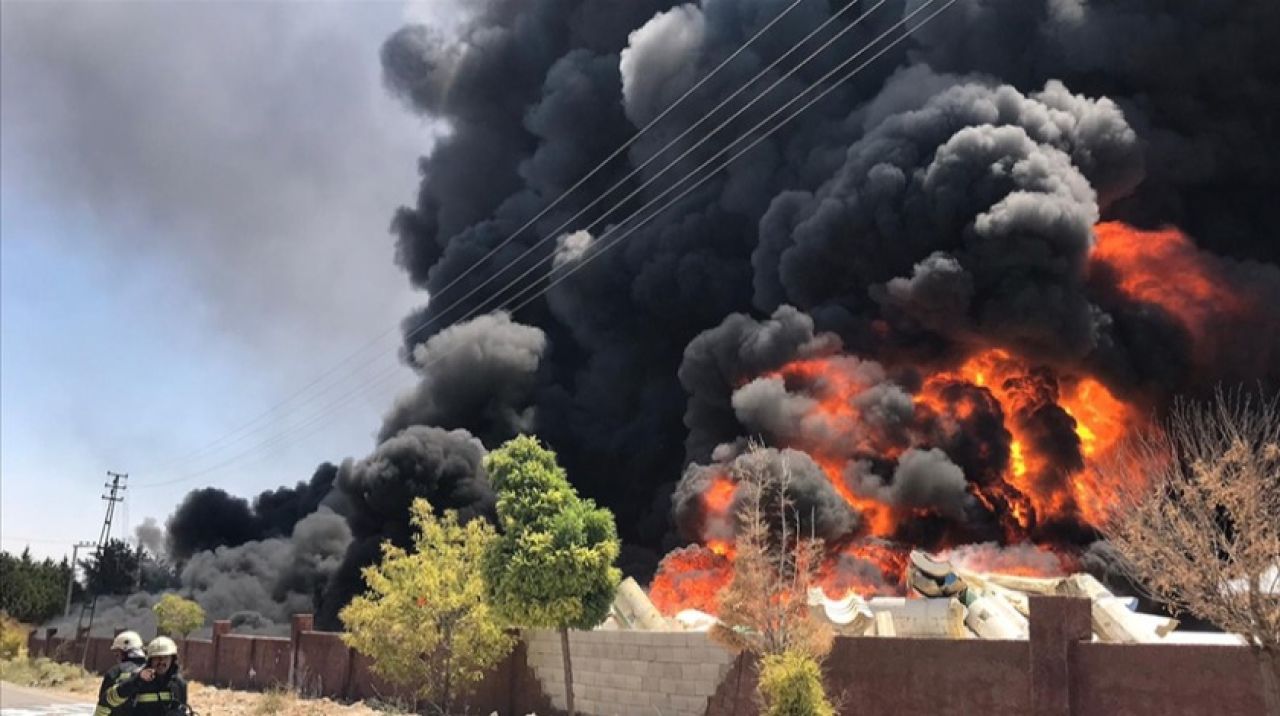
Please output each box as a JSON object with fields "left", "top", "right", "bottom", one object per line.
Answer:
{"left": 94, "top": 706, "right": 111, "bottom": 716}
{"left": 104, "top": 685, "right": 128, "bottom": 707}
{"left": 136, "top": 691, "right": 174, "bottom": 702}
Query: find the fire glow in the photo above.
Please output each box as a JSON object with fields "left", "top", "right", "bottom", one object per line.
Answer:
{"left": 652, "top": 347, "right": 1138, "bottom": 615}
{"left": 648, "top": 223, "right": 1219, "bottom": 617}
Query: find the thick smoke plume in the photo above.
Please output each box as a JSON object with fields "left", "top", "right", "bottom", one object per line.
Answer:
{"left": 89, "top": 0, "right": 1280, "bottom": 632}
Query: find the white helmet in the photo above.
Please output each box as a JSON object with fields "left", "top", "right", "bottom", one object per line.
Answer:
{"left": 146, "top": 636, "right": 179, "bottom": 658}
{"left": 111, "top": 631, "right": 144, "bottom": 652}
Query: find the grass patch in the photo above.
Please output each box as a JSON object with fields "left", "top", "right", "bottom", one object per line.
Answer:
{"left": 253, "top": 685, "right": 293, "bottom": 715}
{"left": 0, "top": 656, "right": 97, "bottom": 690}
{"left": 365, "top": 696, "right": 416, "bottom": 714}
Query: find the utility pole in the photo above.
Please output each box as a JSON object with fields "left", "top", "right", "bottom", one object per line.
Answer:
{"left": 78, "top": 471, "right": 126, "bottom": 666}
{"left": 63, "top": 540, "right": 96, "bottom": 616}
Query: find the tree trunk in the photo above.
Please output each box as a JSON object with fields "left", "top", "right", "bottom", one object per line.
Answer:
{"left": 560, "top": 626, "right": 575, "bottom": 716}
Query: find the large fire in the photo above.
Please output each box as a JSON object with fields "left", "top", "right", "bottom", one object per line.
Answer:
{"left": 649, "top": 222, "right": 1230, "bottom": 617}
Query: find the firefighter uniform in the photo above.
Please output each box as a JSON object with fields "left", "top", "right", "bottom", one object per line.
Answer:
{"left": 104, "top": 636, "right": 190, "bottom": 716}
{"left": 95, "top": 632, "right": 146, "bottom": 716}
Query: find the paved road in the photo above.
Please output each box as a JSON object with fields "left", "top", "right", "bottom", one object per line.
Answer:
{"left": 0, "top": 683, "right": 95, "bottom": 716}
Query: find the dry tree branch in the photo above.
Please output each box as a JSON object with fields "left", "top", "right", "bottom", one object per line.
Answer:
{"left": 1095, "top": 387, "right": 1280, "bottom": 711}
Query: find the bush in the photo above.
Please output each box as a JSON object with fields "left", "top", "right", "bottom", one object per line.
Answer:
{"left": 758, "top": 651, "right": 835, "bottom": 716}
{"left": 154, "top": 593, "right": 206, "bottom": 638}
{"left": 341, "top": 498, "right": 513, "bottom": 715}
{"left": 0, "top": 656, "right": 94, "bottom": 689}
{"left": 0, "top": 613, "right": 28, "bottom": 659}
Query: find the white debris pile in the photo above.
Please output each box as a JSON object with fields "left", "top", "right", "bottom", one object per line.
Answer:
{"left": 607, "top": 557, "right": 1247, "bottom": 645}
{"left": 804, "top": 550, "right": 1246, "bottom": 644}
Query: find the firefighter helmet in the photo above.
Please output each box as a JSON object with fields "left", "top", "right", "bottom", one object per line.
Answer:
{"left": 111, "top": 631, "right": 144, "bottom": 652}
{"left": 146, "top": 636, "right": 179, "bottom": 658}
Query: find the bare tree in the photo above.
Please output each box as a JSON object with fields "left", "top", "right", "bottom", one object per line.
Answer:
{"left": 1096, "top": 388, "right": 1280, "bottom": 713}
{"left": 711, "top": 443, "right": 833, "bottom": 661}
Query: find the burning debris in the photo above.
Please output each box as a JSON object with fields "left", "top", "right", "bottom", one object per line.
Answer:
{"left": 71, "top": 0, "right": 1280, "bottom": 637}
{"left": 636, "top": 549, "right": 1246, "bottom": 645}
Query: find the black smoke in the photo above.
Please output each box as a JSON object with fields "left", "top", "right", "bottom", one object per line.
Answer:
{"left": 316, "top": 425, "right": 493, "bottom": 627}
{"left": 133, "top": 0, "right": 1280, "bottom": 629}
{"left": 166, "top": 463, "right": 340, "bottom": 561}
{"left": 370, "top": 0, "right": 1277, "bottom": 571}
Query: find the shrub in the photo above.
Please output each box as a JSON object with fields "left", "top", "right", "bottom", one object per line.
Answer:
{"left": 153, "top": 593, "right": 206, "bottom": 638}
{"left": 758, "top": 651, "right": 835, "bottom": 716}
{"left": 0, "top": 613, "right": 28, "bottom": 659}
{"left": 0, "top": 656, "right": 94, "bottom": 689}
{"left": 341, "top": 498, "right": 513, "bottom": 715}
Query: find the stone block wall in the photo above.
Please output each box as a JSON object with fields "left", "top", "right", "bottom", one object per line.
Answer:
{"left": 524, "top": 629, "right": 736, "bottom": 716}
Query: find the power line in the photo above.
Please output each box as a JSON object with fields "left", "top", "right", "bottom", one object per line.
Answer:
{"left": 132, "top": 0, "right": 814, "bottom": 479}
{"left": 135, "top": 0, "right": 958, "bottom": 489}
{"left": 132, "top": 0, "right": 881, "bottom": 488}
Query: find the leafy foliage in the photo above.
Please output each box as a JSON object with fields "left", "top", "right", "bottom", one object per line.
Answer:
{"left": 81, "top": 539, "right": 139, "bottom": 596}
{"left": 482, "top": 435, "right": 621, "bottom": 630}
{"left": 0, "top": 613, "right": 28, "bottom": 659}
{"left": 341, "top": 498, "right": 514, "bottom": 714}
{"left": 0, "top": 549, "right": 73, "bottom": 624}
{"left": 758, "top": 651, "right": 835, "bottom": 716}
{"left": 482, "top": 435, "right": 620, "bottom": 716}
{"left": 153, "top": 593, "right": 206, "bottom": 638}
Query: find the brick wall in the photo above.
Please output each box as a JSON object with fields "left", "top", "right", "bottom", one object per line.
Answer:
{"left": 1074, "top": 642, "right": 1269, "bottom": 715}
{"left": 706, "top": 597, "right": 1271, "bottom": 716}
{"left": 524, "top": 629, "right": 736, "bottom": 716}
{"left": 27, "top": 600, "right": 1274, "bottom": 716}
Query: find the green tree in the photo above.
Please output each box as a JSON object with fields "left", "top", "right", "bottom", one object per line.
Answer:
{"left": 81, "top": 540, "right": 139, "bottom": 596}
{"left": 153, "top": 593, "right": 206, "bottom": 639}
{"left": 0, "top": 549, "right": 73, "bottom": 624}
{"left": 341, "top": 499, "right": 513, "bottom": 715}
{"left": 482, "top": 435, "right": 620, "bottom": 716}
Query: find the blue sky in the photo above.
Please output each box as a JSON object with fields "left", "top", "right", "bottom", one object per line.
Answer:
{"left": 0, "top": 1, "right": 456, "bottom": 559}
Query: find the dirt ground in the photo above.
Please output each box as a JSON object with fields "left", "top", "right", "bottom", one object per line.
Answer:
{"left": 3, "top": 679, "right": 400, "bottom": 715}
{"left": 186, "top": 682, "right": 396, "bottom": 715}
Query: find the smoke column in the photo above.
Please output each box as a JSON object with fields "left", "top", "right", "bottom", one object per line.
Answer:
{"left": 116, "top": 0, "right": 1278, "bottom": 631}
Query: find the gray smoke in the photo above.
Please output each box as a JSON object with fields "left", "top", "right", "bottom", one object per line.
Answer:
{"left": 317, "top": 424, "right": 493, "bottom": 628}
{"left": 381, "top": 312, "right": 547, "bottom": 445}
{"left": 673, "top": 446, "right": 857, "bottom": 544}
{"left": 77, "top": 0, "right": 1280, "bottom": 626}
{"left": 179, "top": 509, "right": 351, "bottom": 634}
{"left": 681, "top": 306, "right": 842, "bottom": 463}
{"left": 134, "top": 519, "right": 166, "bottom": 558}
{"left": 854, "top": 448, "right": 974, "bottom": 520}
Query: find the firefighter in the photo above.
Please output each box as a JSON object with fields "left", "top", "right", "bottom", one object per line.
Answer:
{"left": 95, "top": 630, "right": 147, "bottom": 716}
{"left": 104, "top": 636, "right": 190, "bottom": 716}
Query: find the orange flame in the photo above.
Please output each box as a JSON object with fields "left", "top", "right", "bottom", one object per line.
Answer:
{"left": 649, "top": 545, "right": 732, "bottom": 616}
{"left": 1091, "top": 222, "right": 1248, "bottom": 341}
{"left": 649, "top": 223, "right": 1248, "bottom": 615}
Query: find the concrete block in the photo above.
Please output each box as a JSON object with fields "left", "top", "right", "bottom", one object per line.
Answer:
{"left": 646, "top": 691, "right": 671, "bottom": 710}
{"left": 674, "top": 694, "right": 708, "bottom": 715}
{"left": 672, "top": 678, "right": 699, "bottom": 696}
